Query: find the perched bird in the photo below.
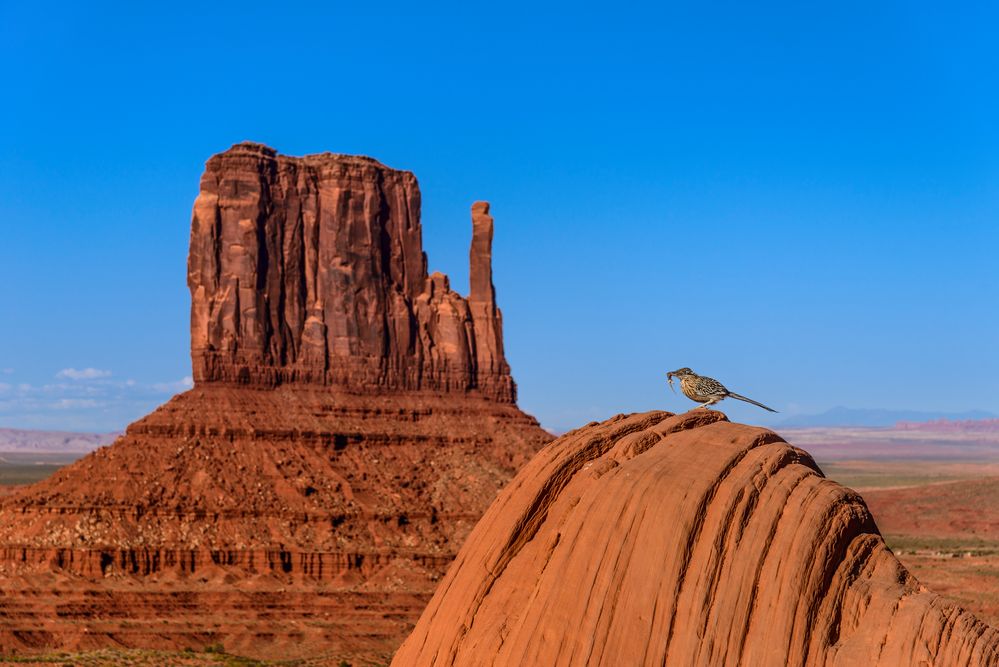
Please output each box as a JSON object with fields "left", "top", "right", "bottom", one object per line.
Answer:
{"left": 666, "top": 367, "right": 777, "bottom": 412}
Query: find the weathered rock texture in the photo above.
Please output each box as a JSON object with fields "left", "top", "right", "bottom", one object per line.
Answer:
{"left": 0, "top": 143, "right": 550, "bottom": 662}
{"left": 395, "top": 410, "right": 999, "bottom": 667}
{"left": 189, "top": 142, "right": 513, "bottom": 401}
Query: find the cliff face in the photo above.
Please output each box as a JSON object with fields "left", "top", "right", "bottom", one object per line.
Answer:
{"left": 188, "top": 142, "right": 513, "bottom": 401}
{"left": 0, "top": 143, "right": 550, "bottom": 662}
{"left": 394, "top": 411, "right": 999, "bottom": 667}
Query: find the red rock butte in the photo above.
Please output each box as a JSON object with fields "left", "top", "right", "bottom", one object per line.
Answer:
{"left": 0, "top": 142, "right": 551, "bottom": 662}
{"left": 189, "top": 142, "right": 515, "bottom": 401}
{"left": 395, "top": 411, "right": 999, "bottom": 666}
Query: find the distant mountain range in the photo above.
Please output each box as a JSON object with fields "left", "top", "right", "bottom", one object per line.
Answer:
{"left": 0, "top": 428, "right": 119, "bottom": 452}
{"left": 779, "top": 407, "right": 998, "bottom": 428}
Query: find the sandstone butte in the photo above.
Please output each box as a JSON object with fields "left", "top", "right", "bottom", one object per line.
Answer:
{"left": 0, "top": 142, "right": 551, "bottom": 662}
{"left": 395, "top": 410, "right": 999, "bottom": 667}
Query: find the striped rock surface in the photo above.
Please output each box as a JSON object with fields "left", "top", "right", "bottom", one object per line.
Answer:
{"left": 394, "top": 410, "right": 999, "bottom": 666}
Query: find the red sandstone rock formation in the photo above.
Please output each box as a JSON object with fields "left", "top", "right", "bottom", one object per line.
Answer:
{"left": 394, "top": 410, "right": 999, "bottom": 666}
{"left": 0, "top": 143, "right": 550, "bottom": 662}
{"left": 188, "top": 142, "right": 513, "bottom": 401}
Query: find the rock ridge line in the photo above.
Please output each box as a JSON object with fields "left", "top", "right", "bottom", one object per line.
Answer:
{"left": 394, "top": 411, "right": 999, "bottom": 666}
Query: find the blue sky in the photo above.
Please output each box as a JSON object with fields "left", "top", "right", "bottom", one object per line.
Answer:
{"left": 1, "top": 2, "right": 997, "bottom": 432}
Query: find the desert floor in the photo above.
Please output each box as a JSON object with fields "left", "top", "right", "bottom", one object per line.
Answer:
{"left": 3, "top": 432, "right": 998, "bottom": 665}
{"left": 820, "top": 459, "right": 999, "bottom": 625}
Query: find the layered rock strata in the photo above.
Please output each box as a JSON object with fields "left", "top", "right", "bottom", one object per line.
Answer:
{"left": 0, "top": 143, "right": 550, "bottom": 662}
{"left": 0, "top": 388, "right": 545, "bottom": 571}
{"left": 395, "top": 410, "right": 999, "bottom": 667}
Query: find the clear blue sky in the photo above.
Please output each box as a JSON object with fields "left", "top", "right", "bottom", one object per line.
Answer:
{"left": 2, "top": 2, "right": 997, "bottom": 432}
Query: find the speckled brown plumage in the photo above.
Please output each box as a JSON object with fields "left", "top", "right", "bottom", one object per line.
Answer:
{"left": 667, "top": 367, "right": 777, "bottom": 412}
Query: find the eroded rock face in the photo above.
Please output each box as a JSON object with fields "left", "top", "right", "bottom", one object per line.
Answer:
{"left": 394, "top": 411, "right": 999, "bottom": 667}
{"left": 0, "top": 144, "right": 550, "bottom": 662}
{"left": 189, "top": 142, "right": 513, "bottom": 402}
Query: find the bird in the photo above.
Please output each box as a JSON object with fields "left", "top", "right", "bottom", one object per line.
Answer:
{"left": 666, "top": 367, "right": 777, "bottom": 412}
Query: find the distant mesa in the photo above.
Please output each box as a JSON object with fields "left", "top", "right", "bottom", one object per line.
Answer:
{"left": 894, "top": 418, "right": 999, "bottom": 433}
{"left": 0, "top": 428, "right": 119, "bottom": 453}
{"left": 779, "top": 406, "right": 998, "bottom": 428}
{"left": 395, "top": 410, "right": 999, "bottom": 666}
{"left": 0, "top": 142, "right": 550, "bottom": 662}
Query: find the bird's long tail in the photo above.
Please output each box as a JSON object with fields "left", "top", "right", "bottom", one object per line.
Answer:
{"left": 728, "top": 392, "right": 778, "bottom": 413}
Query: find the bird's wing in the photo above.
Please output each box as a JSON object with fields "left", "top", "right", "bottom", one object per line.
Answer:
{"left": 701, "top": 376, "right": 728, "bottom": 394}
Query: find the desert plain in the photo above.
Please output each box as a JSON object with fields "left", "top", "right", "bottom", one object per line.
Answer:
{"left": 3, "top": 420, "right": 999, "bottom": 665}
{"left": 795, "top": 420, "right": 999, "bottom": 627}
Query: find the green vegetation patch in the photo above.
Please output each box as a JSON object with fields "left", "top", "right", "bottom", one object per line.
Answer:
{"left": 0, "top": 463, "right": 64, "bottom": 486}
{"left": 818, "top": 462, "right": 967, "bottom": 490}
{"left": 883, "top": 534, "right": 999, "bottom": 556}
{"left": 0, "top": 647, "right": 379, "bottom": 666}
{"left": 0, "top": 648, "right": 273, "bottom": 666}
